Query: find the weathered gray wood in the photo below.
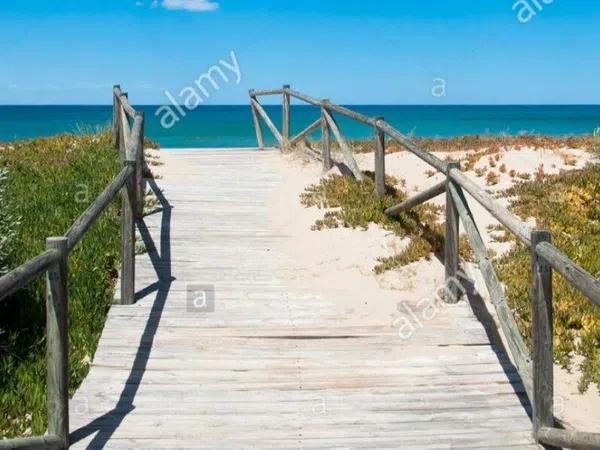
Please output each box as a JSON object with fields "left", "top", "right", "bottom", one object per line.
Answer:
{"left": 385, "top": 181, "right": 445, "bottom": 217}
{"left": 119, "top": 94, "right": 136, "bottom": 119}
{"left": 536, "top": 241, "right": 600, "bottom": 308}
{"left": 134, "top": 112, "right": 145, "bottom": 219}
{"left": 250, "top": 98, "right": 283, "bottom": 146}
{"left": 289, "top": 118, "right": 322, "bottom": 147}
{"left": 444, "top": 163, "right": 460, "bottom": 304}
{"left": 322, "top": 106, "right": 363, "bottom": 181}
{"left": 531, "top": 230, "right": 554, "bottom": 443}
{"left": 326, "top": 102, "right": 376, "bottom": 127}
{"left": 287, "top": 88, "right": 323, "bottom": 107}
{"left": 45, "top": 237, "right": 69, "bottom": 449}
{"left": 119, "top": 160, "right": 136, "bottom": 305}
{"left": 538, "top": 427, "right": 600, "bottom": 449}
{"left": 68, "top": 149, "right": 538, "bottom": 450}
{"left": 112, "top": 85, "right": 121, "bottom": 148}
{"left": 374, "top": 117, "right": 386, "bottom": 198}
{"left": 282, "top": 85, "right": 290, "bottom": 150}
{"left": 0, "top": 250, "right": 58, "bottom": 304}
{"left": 321, "top": 104, "right": 332, "bottom": 171}
{"left": 377, "top": 121, "right": 448, "bottom": 173}
{"left": 448, "top": 182, "right": 533, "bottom": 400}
{"left": 252, "top": 88, "right": 284, "bottom": 96}
{"left": 0, "top": 435, "right": 63, "bottom": 450}
{"left": 249, "top": 92, "right": 265, "bottom": 150}
{"left": 65, "top": 165, "right": 134, "bottom": 253}
{"left": 449, "top": 168, "right": 532, "bottom": 247}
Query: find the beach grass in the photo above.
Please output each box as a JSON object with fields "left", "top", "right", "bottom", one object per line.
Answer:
{"left": 0, "top": 131, "right": 122, "bottom": 438}
{"left": 496, "top": 162, "right": 600, "bottom": 393}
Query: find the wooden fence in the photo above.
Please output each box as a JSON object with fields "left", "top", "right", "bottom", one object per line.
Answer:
{"left": 0, "top": 85, "right": 144, "bottom": 450}
{"left": 250, "top": 85, "right": 600, "bottom": 450}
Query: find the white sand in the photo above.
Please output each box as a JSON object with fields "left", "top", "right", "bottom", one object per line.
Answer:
{"left": 272, "top": 144, "right": 599, "bottom": 432}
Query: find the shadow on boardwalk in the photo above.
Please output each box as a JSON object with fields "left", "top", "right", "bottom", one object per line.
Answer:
{"left": 70, "top": 176, "right": 174, "bottom": 448}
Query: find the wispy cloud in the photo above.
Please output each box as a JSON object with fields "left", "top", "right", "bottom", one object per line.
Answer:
{"left": 160, "top": 0, "right": 218, "bottom": 12}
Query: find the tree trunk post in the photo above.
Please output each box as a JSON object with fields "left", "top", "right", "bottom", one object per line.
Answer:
{"left": 112, "top": 85, "right": 120, "bottom": 148}
{"left": 282, "top": 85, "right": 290, "bottom": 151}
{"left": 374, "top": 117, "right": 385, "bottom": 198}
{"left": 46, "top": 237, "right": 69, "bottom": 449}
{"left": 531, "top": 230, "right": 555, "bottom": 446}
{"left": 135, "top": 111, "right": 145, "bottom": 219}
{"left": 120, "top": 159, "right": 136, "bottom": 305}
{"left": 321, "top": 101, "right": 332, "bottom": 172}
{"left": 444, "top": 163, "right": 461, "bottom": 303}
{"left": 249, "top": 90, "right": 265, "bottom": 150}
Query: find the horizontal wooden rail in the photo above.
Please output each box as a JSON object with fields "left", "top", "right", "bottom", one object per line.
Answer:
{"left": 0, "top": 250, "right": 59, "bottom": 303}
{"left": 385, "top": 180, "right": 445, "bottom": 217}
{"left": 65, "top": 165, "right": 134, "bottom": 252}
{"left": 0, "top": 434, "right": 63, "bottom": 450}
{"left": 536, "top": 241, "right": 600, "bottom": 308}
{"left": 252, "top": 88, "right": 284, "bottom": 96}
{"left": 538, "top": 426, "right": 600, "bottom": 449}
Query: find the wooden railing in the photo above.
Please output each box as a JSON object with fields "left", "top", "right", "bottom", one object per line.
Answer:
{"left": 0, "top": 85, "right": 144, "bottom": 450}
{"left": 250, "top": 85, "right": 600, "bottom": 449}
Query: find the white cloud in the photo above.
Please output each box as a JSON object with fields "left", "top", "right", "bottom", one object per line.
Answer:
{"left": 161, "top": 0, "right": 218, "bottom": 12}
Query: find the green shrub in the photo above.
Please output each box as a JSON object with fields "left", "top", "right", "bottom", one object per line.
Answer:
{"left": 301, "top": 172, "right": 471, "bottom": 274}
{"left": 496, "top": 163, "right": 600, "bottom": 392}
{"left": 0, "top": 168, "right": 19, "bottom": 275}
{"left": 0, "top": 131, "right": 121, "bottom": 438}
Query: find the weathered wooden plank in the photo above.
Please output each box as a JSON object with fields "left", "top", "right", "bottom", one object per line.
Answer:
{"left": 536, "top": 240, "right": 600, "bottom": 308}
{"left": 65, "top": 165, "right": 133, "bottom": 252}
{"left": 385, "top": 180, "right": 445, "bottom": 217}
{"left": 250, "top": 98, "right": 283, "bottom": 146}
{"left": 531, "top": 230, "right": 554, "bottom": 443}
{"left": 0, "top": 435, "right": 63, "bottom": 450}
{"left": 321, "top": 104, "right": 332, "bottom": 171}
{"left": 45, "top": 237, "right": 69, "bottom": 449}
{"left": 282, "top": 85, "right": 290, "bottom": 150}
{"left": 248, "top": 91, "right": 265, "bottom": 149}
{"left": 374, "top": 117, "right": 386, "bottom": 198}
{"left": 119, "top": 160, "right": 136, "bottom": 305}
{"left": 448, "top": 182, "right": 533, "bottom": 400}
{"left": 538, "top": 427, "right": 600, "bottom": 449}
{"left": 289, "top": 118, "right": 322, "bottom": 147}
{"left": 0, "top": 250, "right": 58, "bottom": 303}
{"left": 67, "top": 149, "right": 537, "bottom": 450}
{"left": 445, "top": 163, "right": 461, "bottom": 304}
{"left": 322, "top": 106, "right": 363, "bottom": 181}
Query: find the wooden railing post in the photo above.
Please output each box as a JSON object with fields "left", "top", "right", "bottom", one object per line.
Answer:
{"left": 118, "top": 92, "right": 128, "bottom": 161}
{"left": 112, "top": 85, "right": 120, "bottom": 148}
{"left": 374, "top": 117, "right": 385, "bottom": 198}
{"left": 444, "top": 163, "right": 461, "bottom": 303}
{"left": 119, "top": 159, "right": 136, "bottom": 305}
{"left": 135, "top": 111, "right": 145, "bottom": 219}
{"left": 249, "top": 90, "right": 265, "bottom": 150}
{"left": 46, "top": 237, "right": 69, "bottom": 449}
{"left": 282, "top": 85, "right": 290, "bottom": 151}
{"left": 531, "top": 230, "right": 555, "bottom": 444}
{"left": 321, "top": 100, "right": 332, "bottom": 172}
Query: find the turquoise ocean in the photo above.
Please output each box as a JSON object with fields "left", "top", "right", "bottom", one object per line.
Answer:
{"left": 0, "top": 105, "right": 599, "bottom": 148}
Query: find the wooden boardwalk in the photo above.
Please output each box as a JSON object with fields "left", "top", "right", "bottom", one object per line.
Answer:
{"left": 68, "top": 149, "right": 538, "bottom": 449}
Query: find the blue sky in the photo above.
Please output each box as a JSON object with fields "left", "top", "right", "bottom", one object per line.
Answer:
{"left": 0, "top": 0, "right": 599, "bottom": 105}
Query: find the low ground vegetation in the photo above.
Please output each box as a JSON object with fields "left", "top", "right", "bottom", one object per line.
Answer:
{"left": 0, "top": 131, "right": 122, "bottom": 438}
